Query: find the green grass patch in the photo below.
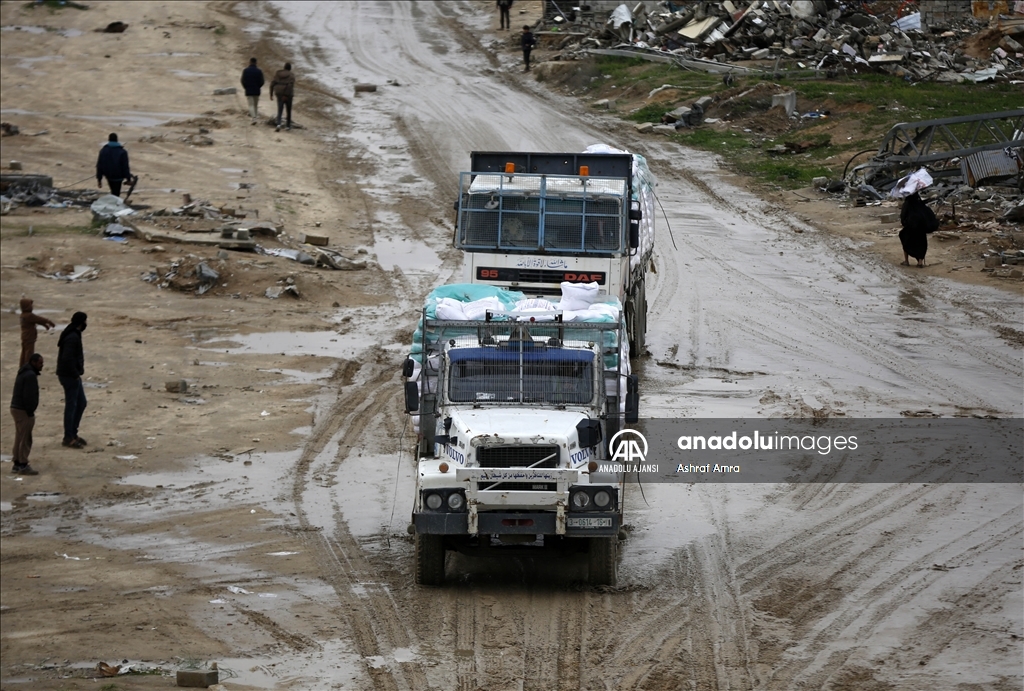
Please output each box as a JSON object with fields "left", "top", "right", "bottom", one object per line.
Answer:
{"left": 672, "top": 128, "right": 751, "bottom": 155}
{"left": 579, "top": 55, "right": 1023, "bottom": 190}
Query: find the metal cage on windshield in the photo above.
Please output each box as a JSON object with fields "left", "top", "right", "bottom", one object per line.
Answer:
{"left": 456, "top": 172, "right": 626, "bottom": 254}
{"left": 420, "top": 316, "right": 626, "bottom": 408}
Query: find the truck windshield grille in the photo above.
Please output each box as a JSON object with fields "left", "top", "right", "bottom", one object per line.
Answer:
{"left": 448, "top": 350, "right": 594, "bottom": 404}
{"left": 457, "top": 173, "right": 624, "bottom": 253}
{"left": 478, "top": 445, "right": 560, "bottom": 468}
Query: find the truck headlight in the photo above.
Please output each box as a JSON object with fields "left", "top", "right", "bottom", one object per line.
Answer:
{"left": 447, "top": 492, "right": 465, "bottom": 510}
{"left": 571, "top": 491, "right": 590, "bottom": 508}
{"left": 594, "top": 490, "right": 611, "bottom": 508}
{"left": 425, "top": 493, "right": 443, "bottom": 510}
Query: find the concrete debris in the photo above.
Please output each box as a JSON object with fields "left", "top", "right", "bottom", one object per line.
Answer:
{"left": 539, "top": 1, "right": 1024, "bottom": 83}
{"left": 301, "top": 232, "right": 329, "bottom": 246}
{"left": 265, "top": 285, "right": 300, "bottom": 299}
{"left": 212, "top": 87, "right": 237, "bottom": 95}
{"left": 91, "top": 194, "right": 135, "bottom": 221}
{"left": 142, "top": 256, "right": 226, "bottom": 294}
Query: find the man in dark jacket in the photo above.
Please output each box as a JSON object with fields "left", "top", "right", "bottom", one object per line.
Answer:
{"left": 520, "top": 25, "right": 537, "bottom": 72}
{"left": 241, "top": 57, "right": 265, "bottom": 123}
{"left": 269, "top": 62, "right": 295, "bottom": 132}
{"left": 10, "top": 353, "right": 44, "bottom": 475}
{"left": 56, "top": 312, "right": 88, "bottom": 449}
{"left": 96, "top": 133, "right": 132, "bottom": 197}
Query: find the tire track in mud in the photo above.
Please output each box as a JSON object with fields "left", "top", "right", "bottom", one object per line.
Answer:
{"left": 581, "top": 538, "right": 752, "bottom": 690}
{"left": 737, "top": 483, "right": 942, "bottom": 582}
{"left": 291, "top": 360, "right": 429, "bottom": 691}
{"left": 764, "top": 507, "right": 1022, "bottom": 689}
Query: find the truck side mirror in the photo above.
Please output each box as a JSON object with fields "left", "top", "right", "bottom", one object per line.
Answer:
{"left": 629, "top": 220, "right": 640, "bottom": 249}
{"left": 404, "top": 381, "right": 419, "bottom": 413}
{"left": 629, "top": 206, "right": 643, "bottom": 221}
{"left": 576, "top": 419, "right": 602, "bottom": 449}
{"left": 625, "top": 375, "right": 639, "bottom": 423}
{"left": 402, "top": 358, "right": 415, "bottom": 378}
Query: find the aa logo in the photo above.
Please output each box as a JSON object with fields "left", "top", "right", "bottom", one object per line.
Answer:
{"left": 610, "top": 429, "right": 648, "bottom": 464}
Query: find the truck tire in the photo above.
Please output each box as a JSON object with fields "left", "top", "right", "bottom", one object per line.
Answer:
{"left": 588, "top": 536, "right": 618, "bottom": 586}
{"left": 627, "top": 280, "right": 646, "bottom": 357}
{"left": 416, "top": 534, "right": 446, "bottom": 586}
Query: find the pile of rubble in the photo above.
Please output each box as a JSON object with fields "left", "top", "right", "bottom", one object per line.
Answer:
{"left": 0, "top": 174, "right": 102, "bottom": 213}
{"left": 543, "top": 0, "right": 1024, "bottom": 82}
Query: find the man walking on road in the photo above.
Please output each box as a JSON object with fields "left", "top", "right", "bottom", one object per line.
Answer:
{"left": 497, "top": 0, "right": 513, "bottom": 30}
{"left": 10, "top": 353, "right": 44, "bottom": 476}
{"left": 19, "top": 298, "right": 55, "bottom": 368}
{"left": 96, "top": 133, "right": 132, "bottom": 197}
{"left": 520, "top": 25, "right": 537, "bottom": 72}
{"left": 241, "top": 57, "right": 265, "bottom": 123}
{"left": 56, "top": 312, "right": 88, "bottom": 449}
{"left": 270, "top": 62, "right": 295, "bottom": 132}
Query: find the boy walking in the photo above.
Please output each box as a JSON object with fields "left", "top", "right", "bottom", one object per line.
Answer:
{"left": 19, "top": 298, "right": 55, "bottom": 367}
{"left": 521, "top": 25, "right": 537, "bottom": 72}
{"left": 11, "top": 353, "right": 44, "bottom": 475}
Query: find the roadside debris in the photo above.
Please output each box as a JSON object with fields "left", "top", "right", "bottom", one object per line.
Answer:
{"left": 537, "top": 1, "right": 1023, "bottom": 83}
{"left": 141, "top": 256, "right": 226, "bottom": 294}
{"left": 29, "top": 265, "right": 100, "bottom": 282}
{"left": 265, "top": 285, "right": 300, "bottom": 299}
{"left": 90, "top": 194, "right": 135, "bottom": 221}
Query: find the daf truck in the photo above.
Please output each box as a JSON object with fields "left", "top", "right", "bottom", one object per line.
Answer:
{"left": 453, "top": 147, "right": 656, "bottom": 355}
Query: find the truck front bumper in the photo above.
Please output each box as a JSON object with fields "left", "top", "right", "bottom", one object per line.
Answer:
{"left": 414, "top": 511, "right": 619, "bottom": 537}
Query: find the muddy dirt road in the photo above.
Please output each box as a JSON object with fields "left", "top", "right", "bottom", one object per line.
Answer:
{"left": 1, "top": 2, "right": 1021, "bottom": 690}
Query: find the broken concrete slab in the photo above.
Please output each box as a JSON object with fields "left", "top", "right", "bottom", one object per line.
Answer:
{"left": 771, "top": 91, "right": 797, "bottom": 116}
{"left": 301, "top": 232, "right": 329, "bottom": 246}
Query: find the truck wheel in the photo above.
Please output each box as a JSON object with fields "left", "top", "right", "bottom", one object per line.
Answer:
{"left": 416, "top": 534, "right": 446, "bottom": 586}
{"left": 627, "top": 280, "right": 647, "bottom": 357}
{"left": 588, "top": 536, "right": 618, "bottom": 586}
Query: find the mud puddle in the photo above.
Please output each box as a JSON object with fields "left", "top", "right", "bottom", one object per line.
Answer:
{"left": 201, "top": 330, "right": 370, "bottom": 357}
{"left": 0, "top": 108, "right": 199, "bottom": 128}
{"left": 372, "top": 234, "right": 441, "bottom": 273}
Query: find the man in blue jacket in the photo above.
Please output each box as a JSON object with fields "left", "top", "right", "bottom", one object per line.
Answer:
{"left": 10, "top": 353, "right": 44, "bottom": 475}
{"left": 56, "top": 312, "right": 88, "bottom": 449}
{"left": 96, "top": 133, "right": 132, "bottom": 197}
{"left": 241, "top": 57, "right": 265, "bottom": 123}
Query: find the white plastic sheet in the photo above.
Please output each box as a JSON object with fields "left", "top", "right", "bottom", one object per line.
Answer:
{"left": 890, "top": 168, "right": 933, "bottom": 198}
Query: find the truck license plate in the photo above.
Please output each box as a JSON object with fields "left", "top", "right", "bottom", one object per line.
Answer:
{"left": 567, "top": 516, "right": 612, "bottom": 528}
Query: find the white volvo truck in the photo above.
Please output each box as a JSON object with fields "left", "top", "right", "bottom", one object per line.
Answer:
{"left": 453, "top": 147, "right": 656, "bottom": 355}
{"left": 403, "top": 285, "right": 638, "bottom": 586}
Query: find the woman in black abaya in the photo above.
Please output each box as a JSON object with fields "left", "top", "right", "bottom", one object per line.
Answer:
{"left": 899, "top": 192, "right": 939, "bottom": 267}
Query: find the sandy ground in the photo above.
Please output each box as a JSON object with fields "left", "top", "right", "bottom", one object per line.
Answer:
{"left": 1, "top": 2, "right": 1021, "bottom": 690}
